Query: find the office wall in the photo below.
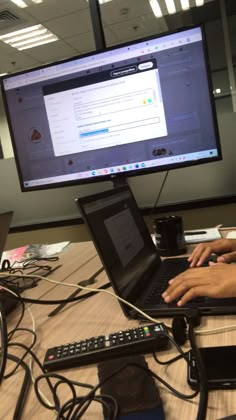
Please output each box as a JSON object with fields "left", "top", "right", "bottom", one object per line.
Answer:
{"left": 0, "top": 108, "right": 236, "bottom": 228}
{"left": 0, "top": 95, "right": 14, "bottom": 159}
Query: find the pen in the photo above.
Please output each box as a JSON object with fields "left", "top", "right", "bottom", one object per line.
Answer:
{"left": 185, "top": 231, "right": 207, "bottom": 235}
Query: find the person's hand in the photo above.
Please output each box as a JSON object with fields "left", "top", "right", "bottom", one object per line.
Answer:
{"left": 188, "top": 239, "right": 236, "bottom": 267}
{"left": 162, "top": 262, "right": 236, "bottom": 306}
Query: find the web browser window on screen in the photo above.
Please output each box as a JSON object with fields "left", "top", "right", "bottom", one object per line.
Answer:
{"left": 43, "top": 59, "right": 168, "bottom": 156}
{"left": 2, "top": 26, "right": 220, "bottom": 190}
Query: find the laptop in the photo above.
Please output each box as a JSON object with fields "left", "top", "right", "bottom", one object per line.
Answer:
{"left": 0, "top": 211, "right": 18, "bottom": 315}
{"left": 75, "top": 186, "right": 236, "bottom": 319}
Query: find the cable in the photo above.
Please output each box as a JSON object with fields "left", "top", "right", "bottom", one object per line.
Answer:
{"left": 195, "top": 323, "right": 236, "bottom": 335}
{"left": 76, "top": 358, "right": 198, "bottom": 417}
{"left": 1, "top": 276, "right": 205, "bottom": 418}
{"left": 35, "top": 354, "right": 198, "bottom": 420}
{"left": 152, "top": 170, "right": 169, "bottom": 210}
{"left": 0, "top": 285, "right": 57, "bottom": 410}
{"left": 146, "top": 170, "right": 169, "bottom": 223}
{"left": 186, "top": 311, "right": 208, "bottom": 420}
{"left": 5, "top": 329, "right": 37, "bottom": 378}
{"left": 153, "top": 333, "right": 189, "bottom": 365}
{"left": 0, "top": 272, "right": 169, "bottom": 327}
{"left": 7, "top": 354, "right": 31, "bottom": 420}
{"left": 0, "top": 301, "right": 7, "bottom": 384}
{"left": 2, "top": 271, "right": 236, "bottom": 338}
{"left": 34, "top": 373, "right": 94, "bottom": 415}
{"left": 7, "top": 341, "right": 60, "bottom": 410}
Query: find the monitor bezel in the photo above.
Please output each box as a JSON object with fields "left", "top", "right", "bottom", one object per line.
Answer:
{"left": 0, "top": 24, "right": 222, "bottom": 192}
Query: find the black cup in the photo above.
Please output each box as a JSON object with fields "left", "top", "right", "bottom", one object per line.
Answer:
{"left": 153, "top": 215, "right": 186, "bottom": 256}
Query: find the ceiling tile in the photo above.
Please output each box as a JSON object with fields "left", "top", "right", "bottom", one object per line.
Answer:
{"left": 44, "top": 9, "right": 92, "bottom": 39}
{"left": 26, "top": 0, "right": 88, "bottom": 23}
{"left": 24, "top": 39, "right": 77, "bottom": 63}
{"left": 0, "top": 40, "right": 15, "bottom": 55}
{"left": 65, "top": 31, "right": 95, "bottom": 53}
{"left": 0, "top": 3, "right": 37, "bottom": 37}
{"left": 2, "top": 50, "right": 40, "bottom": 72}
{"left": 107, "top": 14, "right": 168, "bottom": 43}
{"left": 100, "top": 0, "right": 152, "bottom": 25}
{"left": 103, "top": 25, "right": 119, "bottom": 47}
{"left": 0, "top": 0, "right": 234, "bottom": 77}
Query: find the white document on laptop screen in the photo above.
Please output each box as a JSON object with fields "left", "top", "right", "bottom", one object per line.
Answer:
{"left": 104, "top": 208, "right": 144, "bottom": 267}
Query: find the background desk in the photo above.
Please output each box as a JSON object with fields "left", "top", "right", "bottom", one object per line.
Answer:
{"left": 2, "top": 241, "right": 236, "bottom": 420}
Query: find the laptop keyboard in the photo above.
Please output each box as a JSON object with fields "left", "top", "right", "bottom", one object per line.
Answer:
{"left": 145, "top": 258, "right": 190, "bottom": 304}
{"left": 144, "top": 257, "right": 236, "bottom": 308}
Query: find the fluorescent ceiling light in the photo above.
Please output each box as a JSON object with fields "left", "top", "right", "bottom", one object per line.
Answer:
{"left": 10, "top": 0, "right": 44, "bottom": 7}
{"left": 0, "top": 24, "right": 42, "bottom": 39}
{"left": 12, "top": 33, "right": 56, "bottom": 48}
{"left": 19, "top": 36, "right": 58, "bottom": 50}
{"left": 149, "top": 0, "right": 163, "bottom": 18}
{"left": 0, "top": 73, "right": 8, "bottom": 77}
{"left": 0, "top": 24, "right": 59, "bottom": 50}
{"left": 165, "top": 0, "right": 176, "bottom": 14}
{"left": 180, "top": 0, "right": 190, "bottom": 10}
{"left": 86, "top": 0, "right": 112, "bottom": 3}
{"left": 10, "top": 0, "right": 27, "bottom": 8}
{"left": 196, "top": 0, "right": 204, "bottom": 5}
{"left": 8, "top": 28, "right": 48, "bottom": 43}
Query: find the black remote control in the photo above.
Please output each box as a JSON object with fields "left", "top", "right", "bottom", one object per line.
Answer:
{"left": 43, "top": 323, "right": 169, "bottom": 371}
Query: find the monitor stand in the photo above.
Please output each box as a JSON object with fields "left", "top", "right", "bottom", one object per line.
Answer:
{"left": 112, "top": 176, "right": 128, "bottom": 189}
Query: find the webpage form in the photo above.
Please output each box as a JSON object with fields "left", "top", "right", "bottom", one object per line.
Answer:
{"left": 104, "top": 208, "right": 144, "bottom": 268}
{"left": 43, "top": 63, "right": 168, "bottom": 157}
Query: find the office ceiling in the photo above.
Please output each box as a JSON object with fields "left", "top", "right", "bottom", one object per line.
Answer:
{"left": 0, "top": 0, "right": 235, "bottom": 75}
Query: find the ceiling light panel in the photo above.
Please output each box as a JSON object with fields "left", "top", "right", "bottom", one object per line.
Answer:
{"left": 195, "top": 0, "right": 204, "bottom": 6}
{"left": 165, "top": 0, "right": 176, "bottom": 14}
{"left": 85, "top": 0, "right": 112, "bottom": 3}
{"left": 180, "top": 0, "right": 190, "bottom": 10}
{"left": 10, "top": 0, "right": 27, "bottom": 8}
{"left": 0, "top": 24, "right": 59, "bottom": 51}
{"left": 19, "top": 36, "right": 58, "bottom": 50}
{"left": 149, "top": 0, "right": 163, "bottom": 18}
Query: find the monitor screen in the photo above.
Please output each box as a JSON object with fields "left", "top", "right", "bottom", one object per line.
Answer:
{"left": 1, "top": 25, "right": 221, "bottom": 192}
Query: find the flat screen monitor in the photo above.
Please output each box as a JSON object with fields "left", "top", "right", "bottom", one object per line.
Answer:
{"left": 1, "top": 25, "right": 221, "bottom": 192}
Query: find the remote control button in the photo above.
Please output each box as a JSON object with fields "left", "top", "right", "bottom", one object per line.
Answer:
{"left": 44, "top": 323, "right": 169, "bottom": 371}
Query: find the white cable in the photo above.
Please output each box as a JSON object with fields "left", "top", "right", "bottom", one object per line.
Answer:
{"left": 0, "top": 272, "right": 167, "bottom": 326}
{"left": 195, "top": 323, "right": 236, "bottom": 335}
{"left": 2, "top": 272, "right": 236, "bottom": 336}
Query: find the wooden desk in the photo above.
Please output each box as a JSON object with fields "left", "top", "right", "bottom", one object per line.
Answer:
{"left": 2, "top": 241, "right": 236, "bottom": 420}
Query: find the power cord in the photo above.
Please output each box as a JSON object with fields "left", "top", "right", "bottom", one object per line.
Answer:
{"left": 4, "top": 271, "right": 236, "bottom": 337}
{"left": 1, "top": 278, "right": 209, "bottom": 418}
{"left": 146, "top": 171, "right": 169, "bottom": 223}
{"left": 0, "top": 272, "right": 168, "bottom": 326}
{"left": 34, "top": 353, "right": 199, "bottom": 420}
{"left": 153, "top": 333, "right": 189, "bottom": 366}
{"left": 7, "top": 354, "right": 31, "bottom": 420}
{"left": 186, "top": 310, "right": 208, "bottom": 420}
{"left": 0, "top": 301, "right": 7, "bottom": 384}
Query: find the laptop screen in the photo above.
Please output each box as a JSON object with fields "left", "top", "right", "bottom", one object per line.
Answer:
{"left": 77, "top": 187, "right": 159, "bottom": 299}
